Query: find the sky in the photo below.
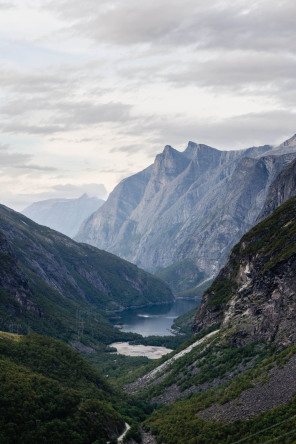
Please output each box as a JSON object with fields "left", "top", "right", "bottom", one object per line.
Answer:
{"left": 0, "top": 0, "right": 296, "bottom": 210}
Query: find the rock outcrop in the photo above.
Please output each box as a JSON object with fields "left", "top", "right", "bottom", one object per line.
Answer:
{"left": 257, "top": 140, "right": 296, "bottom": 222}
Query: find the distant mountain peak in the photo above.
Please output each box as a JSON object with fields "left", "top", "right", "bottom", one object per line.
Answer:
{"left": 22, "top": 195, "right": 104, "bottom": 238}
{"left": 79, "top": 193, "right": 89, "bottom": 199}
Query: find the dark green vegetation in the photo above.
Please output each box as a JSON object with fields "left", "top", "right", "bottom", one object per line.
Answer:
{"left": 155, "top": 259, "right": 207, "bottom": 297}
{"left": 0, "top": 204, "right": 172, "bottom": 347}
{"left": 0, "top": 333, "right": 120, "bottom": 443}
{"left": 241, "top": 196, "right": 296, "bottom": 269}
{"left": 0, "top": 332, "right": 154, "bottom": 444}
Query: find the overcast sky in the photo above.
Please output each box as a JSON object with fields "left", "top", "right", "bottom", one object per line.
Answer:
{"left": 1, "top": 0, "right": 295, "bottom": 210}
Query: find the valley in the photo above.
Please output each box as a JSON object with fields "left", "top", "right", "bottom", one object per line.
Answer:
{"left": 2, "top": 134, "right": 296, "bottom": 443}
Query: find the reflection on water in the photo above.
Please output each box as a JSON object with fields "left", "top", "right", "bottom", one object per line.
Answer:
{"left": 111, "top": 299, "right": 200, "bottom": 337}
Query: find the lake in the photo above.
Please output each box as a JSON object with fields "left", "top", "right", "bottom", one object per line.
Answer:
{"left": 111, "top": 299, "right": 200, "bottom": 337}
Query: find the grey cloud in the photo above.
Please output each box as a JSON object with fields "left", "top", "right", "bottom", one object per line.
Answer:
{"left": 15, "top": 165, "right": 59, "bottom": 172}
{"left": 46, "top": 0, "right": 296, "bottom": 53}
{"left": 0, "top": 69, "right": 73, "bottom": 95}
{"left": 0, "top": 145, "right": 59, "bottom": 174}
{"left": 166, "top": 53, "right": 296, "bottom": 90}
{"left": 0, "top": 2, "right": 14, "bottom": 9}
{"left": 1, "top": 101, "right": 133, "bottom": 135}
{"left": 110, "top": 144, "right": 142, "bottom": 154}
{"left": 2, "top": 123, "right": 66, "bottom": 135}
{"left": 0, "top": 146, "right": 32, "bottom": 167}
{"left": 54, "top": 101, "right": 132, "bottom": 126}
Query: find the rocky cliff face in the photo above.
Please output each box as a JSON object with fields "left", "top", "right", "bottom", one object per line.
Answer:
{"left": 257, "top": 139, "right": 296, "bottom": 222}
{"left": 0, "top": 204, "right": 173, "bottom": 339}
{"left": 22, "top": 194, "right": 104, "bottom": 238}
{"left": 192, "top": 196, "right": 296, "bottom": 348}
{"left": 76, "top": 135, "right": 296, "bottom": 294}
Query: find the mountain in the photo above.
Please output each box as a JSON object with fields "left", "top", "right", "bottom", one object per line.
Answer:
{"left": 22, "top": 194, "right": 104, "bottom": 238}
{"left": 76, "top": 135, "right": 296, "bottom": 295}
{"left": 124, "top": 196, "right": 296, "bottom": 443}
{"left": 0, "top": 204, "right": 173, "bottom": 344}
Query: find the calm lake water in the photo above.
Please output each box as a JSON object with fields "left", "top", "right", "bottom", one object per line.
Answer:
{"left": 111, "top": 299, "right": 200, "bottom": 337}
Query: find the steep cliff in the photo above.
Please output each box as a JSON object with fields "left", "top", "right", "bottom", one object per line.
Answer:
{"left": 257, "top": 149, "right": 296, "bottom": 222}
{"left": 192, "top": 196, "right": 296, "bottom": 348}
{"left": 76, "top": 135, "right": 296, "bottom": 295}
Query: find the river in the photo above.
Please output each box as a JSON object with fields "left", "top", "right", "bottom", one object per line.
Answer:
{"left": 111, "top": 299, "right": 200, "bottom": 337}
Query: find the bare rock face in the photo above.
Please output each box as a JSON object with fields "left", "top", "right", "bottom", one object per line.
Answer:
{"left": 192, "top": 196, "right": 296, "bottom": 348}
{"left": 257, "top": 139, "right": 296, "bottom": 222}
{"left": 76, "top": 135, "right": 296, "bottom": 293}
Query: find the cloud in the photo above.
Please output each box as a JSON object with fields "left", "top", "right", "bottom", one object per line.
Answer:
{"left": 0, "top": 2, "right": 14, "bottom": 9}
{"left": 110, "top": 144, "right": 143, "bottom": 154}
{"left": 1, "top": 96, "right": 133, "bottom": 135}
{"left": 164, "top": 52, "right": 296, "bottom": 92}
{"left": 130, "top": 109, "right": 296, "bottom": 151}
{"left": 46, "top": 0, "right": 296, "bottom": 53}
{"left": 0, "top": 144, "right": 32, "bottom": 167}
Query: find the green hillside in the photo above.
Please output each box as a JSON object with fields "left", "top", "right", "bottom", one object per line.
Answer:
{"left": 0, "top": 332, "right": 125, "bottom": 444}
{"left": 0, "top": 204, "right": 173, "bottom": 346}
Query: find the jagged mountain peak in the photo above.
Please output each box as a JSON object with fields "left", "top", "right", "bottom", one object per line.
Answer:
{"left": 153, "top": 144, "right": 190, "bottom": 178}
{"left": 184, "top": 141, "right": 219, "bottom": 160}
{"left": 158, "top": 144, "right": 185, "bottom": 161}
{"left": 163, "top": 144, "right": 175, "bottom": 153}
